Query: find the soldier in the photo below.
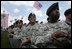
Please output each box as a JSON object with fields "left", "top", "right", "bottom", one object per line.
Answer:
{"left": 20, "top": 13, "right": 42, "bottom": 48}
{"left": 34, "top": 2, "right": 71, "bottom": 48}
{"left": 52, "top": 8, "right": 71, "bottom": 48}
{"left": 64, "top": 8, "right": 71, "bottom": 48}
{"left": 51, "top": 7, "right": 71, "bottom": 48}
{"left": 8, "top": 20, "right": 26, "bottom": 48}
{"left": 35, "top": 2, "right": 61, "bottom": 48}
{"left": 64, "top": 8, "right": 71, "bottom": 25}
{"left": 64, "top": 8, "right": 71, "bottom": 36}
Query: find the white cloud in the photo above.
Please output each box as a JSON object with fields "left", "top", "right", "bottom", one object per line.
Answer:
{"left": 8, "top": 1, "right": 35, "bottom": 7}
{"left": 13, "top": 8, "right": 20, "bottom": 13}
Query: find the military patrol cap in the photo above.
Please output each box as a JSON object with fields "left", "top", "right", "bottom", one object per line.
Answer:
{"left": 16, "top": 20, "right": 23, "bottom": 24}
{"left": 28, "top": 13, "right": 36, "bottom": 20}
{"left": 64, "top": 8, "right": 71, "bottom": 16}
{"left": 46, "top": 2, "right": 59, "bottom": 16}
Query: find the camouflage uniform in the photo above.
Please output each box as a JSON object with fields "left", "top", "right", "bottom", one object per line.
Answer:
{"left": 10, "top": 26, "right": 26, "bottom": 48}
{"left": 8, "top": 28, "right": 13, "bottom": 34}
{"left": 21, "top": 23, "right": 43, "bottom": 48}
{"left": 56, "top": 21, "right": 71, "bottom": 48}
{"left": 35, "top": 20, "right": 71, "bottom": 48}
{"left": 8, "top": 28, "right": 14, "bottom": 48}
{"left": 34, "top": 21, "right": 65, "bottom": 48}
{"left": 60, "top": 21, "right": 71, "bottom": 34}
{"left": 13, "top": 26, "right": 26, "bottom": 39}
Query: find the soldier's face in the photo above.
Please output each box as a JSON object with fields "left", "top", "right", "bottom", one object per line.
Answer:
{"left": 29, "top": 16, "right": 36, "bottom": 23}
{"left": 17, "top": 23, "right": 23, "bottom": 28}
{"left": 49, "top": 9, "right": 60, "bottom": 21}
{"left": 66, "top": 14, "right": 71, "bottom": 22}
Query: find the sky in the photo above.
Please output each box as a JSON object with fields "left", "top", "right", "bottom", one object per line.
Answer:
{"left": 1, "top": 1, "right": 71, "bottom": 27}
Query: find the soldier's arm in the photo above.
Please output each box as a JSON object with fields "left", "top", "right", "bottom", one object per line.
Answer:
{"left": 52, "top": 30, "right": 70, "bottom": 42}
{"left": 57, "top": 30, "right": 70, "bottom": 38}
{"left": 52, "top": 30, "right": 69, "bottom": 38}
{"left": 8, "top": 33, "right": 15, "bottom": 38}
{"left": 8, "top": 31, "right": 15, "bottom": 38}
{"left": 20, "top": 36, "right": 31, "bottom": 46}
{"left": 52, "top": 31, "right": 59, "bottom": 42}
{"left": 52, "top": 31, "right": 64, "bottom": 45}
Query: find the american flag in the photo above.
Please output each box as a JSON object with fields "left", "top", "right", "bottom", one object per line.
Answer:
{"left": 1, "top": 14, "right": 9, "bottom": 29}
{"left": 34, "top": 1, "right": 42, "bottom": 10}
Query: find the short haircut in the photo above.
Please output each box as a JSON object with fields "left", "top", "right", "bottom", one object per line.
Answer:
{"left": 16, "top": 20, "right": 23, "bottom": 24}
{"left": 64, "top": 8, "right": 71, "bottom": 16}
{"left": 28, "top": 13, "right": 36, "bottom": 20}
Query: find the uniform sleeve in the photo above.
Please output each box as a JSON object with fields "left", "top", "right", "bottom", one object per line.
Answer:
{"left": 13, "top": 33, "right": 22, "bottom": 39}
{"left": 21, "top": 26, "right": 30, "bottom": 42}
{"left": 13, "top": 28, "right": 22, "bottom": 39}
{"left": 39, "top": 24, "right": 49, "bottom": 36}
{"left": 60, "top": 21, "right": 70, "bottom": 34}
{"left": 35, "top": 34, "right": 52, "bottom": 44}
{"left": 12, "top": 28, "right": 18, "bottom": 34}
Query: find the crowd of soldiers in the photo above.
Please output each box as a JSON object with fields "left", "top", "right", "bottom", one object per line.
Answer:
{"left": 6, "top": 2, "right": 71, "bottom": 48}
